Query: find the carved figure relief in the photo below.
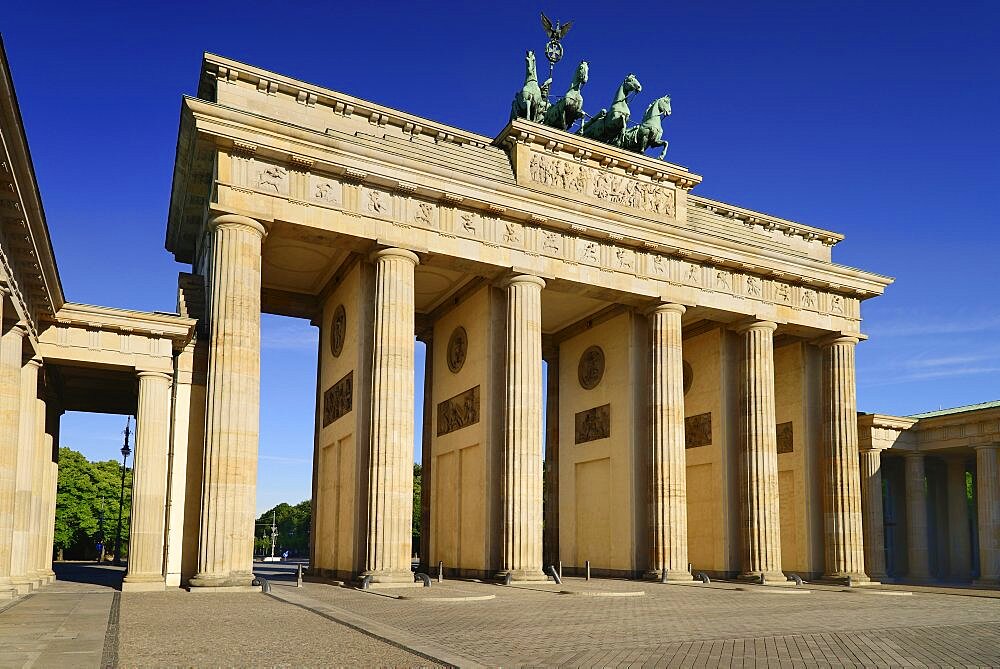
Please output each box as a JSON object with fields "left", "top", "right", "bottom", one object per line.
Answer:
{"left": 528, "top": 152, "right": 675, "bottom": 217}
{"left": 581, "top": 241, "right": 599, "bottom": 264}
{"left": 503, "top": 223, "right": 521, "bottom": 244}
{"left": 447, "top": 326, "right": 468, "bottom": 374}
{"left": 322, "top": 371, "right": 353, "bottom": 427}
{"left": 686, "top": 263, "right": 700, "bottom": 284}
{"left": 615, "top": 248, "right": 632, "bottom": 269}
{"left": 578, "top": 345, "right": 605, "bottom": 390}
{"left": 685, "top": 412, "right": 712, "bottom": 449}
{"left": 775, "top": 283, "right": 790, "bottom": 303}
{"left": 460, "top": 212, "right": 478, "bottom": 235}
{"left": 831, "top": 295, "right": 843, "bottom": 314}
{"left": 367, "top": 189, "right": 386, "bottom": 214}
{"left": 716, "top": 270, "right": 730, "bottom": 290}
{"left": 437, "top": 385, "right": 480, "bottom": 436}
{"left": 330, "top": 304, "right": 346, "bottom": 358}
{"left": 777, "top": 421, "right": 794, "bottom": 454}
{"left": 575, "top": 404, "right": 611, "bottom": 444}
{"left": 313, "top": 180, "right": 342, "bottom": 205}
{"left": 746, "top": 275, "right": 761, "bottom": 296}
{"left": 414, "top": 202, "right": 435, "bottom": 227}
{"left": 802, "top": 289, "right": 816, "bottom": 309}
{"left": 257, "top": 165, "right": 288, "bottom": 193}
{"left": 542, "top": 231, "right": 561, "bottom": 254}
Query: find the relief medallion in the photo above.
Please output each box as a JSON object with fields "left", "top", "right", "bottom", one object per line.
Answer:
{"left": 447, "top": 326, "right": 468, "bottom": 373}
{"left": 330, "top": 304, "right": 346, "bottom": 358}
{"left": 578, "top": 345, "right": 605, "bottom": 389}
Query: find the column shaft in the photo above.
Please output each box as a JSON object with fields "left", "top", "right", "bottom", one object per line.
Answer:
{"left": 123, "top": 371, "right": 172, "bottom": 591}
{"left": 363, "top": 248, "right": 419, "bottom": 582}
{"left": 821, "top": 337, "right": 867, "bottom": 581}
{"left": 974, "top": 445, "right": 1000, "bottom": 584}
{"left": 859, "top": 449, "right": 887, "bottom": 581}
{"left": 29, "top": 395, "right": 46, "bottom": 580}
{"left": 0, "top": 322, "right": 24, "bottom": 592}
{"left": 647, "top": 304, "right": 689, "bottom": 581}
{"left": 904, "top": 453, "right": 931, "bottom": 579}
{"left": 500, "top": 275, "right": 546, "bottom": 581}
{"left": 946, "top": 458, "right": 972, "bottom": 581}
{"left": 738, "top": 321, "right": 784, "bottom": 581}
{"left": 9, "top": 358, "right": 40, "bottom": 591}
{"left": 418, "top": 334, "right": 433, "bottom": 574}
{"left": 191, "top": 215, "right": 266, "bottom": 588}
{"left": 542, "top": 350, "right": 560, "bottom": 570}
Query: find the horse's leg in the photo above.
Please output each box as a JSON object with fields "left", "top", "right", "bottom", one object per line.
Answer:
{"left": 658, "top": 140, "right": 669, "bottom": 160}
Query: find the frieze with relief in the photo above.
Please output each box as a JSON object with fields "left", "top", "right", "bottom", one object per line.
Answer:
{"left": 776, "top": 421, "right": 794, "bottom": 454}
{"left": 323, "top": 371, "right": 353, "bottom": 427}
{"left": 437, "top": 385, "right": 480, "bottom": 436}
{"left": 575, "top": 404, "right": 611, "bottom": 444}
{"left": 528, "top": 153, "right": 675, "bottom": 217}
{"left": 685, "top": 412, "right": 712, "bottom": 449}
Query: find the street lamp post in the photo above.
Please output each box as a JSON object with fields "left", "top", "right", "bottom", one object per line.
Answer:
{"left": 113, "top": 417, "right": 132, "bottom": 566}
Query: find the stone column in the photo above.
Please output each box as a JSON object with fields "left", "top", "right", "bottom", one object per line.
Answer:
{"left": 363, "top": 248, "right": 419, "bottom": 583}
{"left": 9, "top": 356, "right": 40, "bottom": 592}
{"left": 34, "top": 424, "right": 54, "bottom": 584}
{"left": 499, "top": 275, "right": 546, "bottom": 581}
{"left": 736, "top": 320, "right": 784, "bottom": 582}
{"left": 946, "top": 458, "right": 972, "bottom": 581}
{"left": 30, "top": 393, "right": 48, "bottom": 582}
{"left": 974, "top": 444, "right": 999, "bottom": 585}
{"left": 417, "top": 331, "right": 433, "bottom": 574}
{"left": 0, "top": 319, "right": 24, "bottom": 596}
{"left": 647, "top": 303, "right": 690, "bottom": 581}
{"left": 820, "top": 336, "right": 867, "bottom": 582}
{"left": 903, "top": 452, "right": 931, "bottom": 580}
{"left": 123, "top": 371, "right": 173, "bottom": 591}
{"left": 190, "top": 214, "right": 266, "bottom": 589}
{"left": 858, "top": 448, "right": 887, "bottom": 581}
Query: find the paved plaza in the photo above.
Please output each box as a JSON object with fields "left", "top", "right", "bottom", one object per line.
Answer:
{"left": 2, "top": 564, "right": 1000, "bottom": 667}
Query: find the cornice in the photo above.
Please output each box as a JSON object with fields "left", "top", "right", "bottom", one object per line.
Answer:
{"left": 688, "top": 195, "right": 844, "bottom": 248}
{"left": 857, "top": 413, "right": 919, "bottom": 431}
{"left": 42, "top": 302, "right": 196, "bottom": 347}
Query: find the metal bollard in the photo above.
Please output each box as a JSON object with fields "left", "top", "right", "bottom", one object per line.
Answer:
{"left": 759, "top": 572, "right": 766, "bottom": 585}
{"left": 296, "top": 563, "right": 303, "bottom": 588}
{"left": 503, "top": 572, "right": 513, "bottom": 586}
{"left": 558, "top": 560, "right": 563, "bottom": 582}
{"left": 846, "top": 574, "right": 853, "bottom": 588}
{"left": 660, "top": 569, "right": 668, "bottom": 584}
{"left": 585, "top": 560, "right": 591, "bottom": 581}
{"left": 437, "top": 561, "right": 444, "bottom": 583}
{"left": 787, "top": 573, "right": 803, "bottom": 586}
{"left": 414, "top": 573, "right": 432, "bottom": 587}
{"left": 696, "top": 572, "right": 711, "bottom": 583}
{"left": 360, "top": 575, "right": 373, "bottom": 590}
{"left": 548, "top": 565, "right": 562, "bottom": 585}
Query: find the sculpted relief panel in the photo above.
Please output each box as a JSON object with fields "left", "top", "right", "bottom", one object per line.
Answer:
{"left": 437, "top": 385, "right": 481, "bottom": 436}
{"left": 323, "top": 371, "right": 353, "bottom": 427}
{"left": 528, "top": 153, "right": 675, "bottom": 218}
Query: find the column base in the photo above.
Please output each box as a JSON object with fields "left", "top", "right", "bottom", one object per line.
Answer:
{"left": 188, "top": 570, "right": 256, "bottom": 589}
{"left": 973, "top": 577, "right": 1000, "bottom": 588}
{"left": 821, "top": 572, "right": 871, "bottom": 586}
{"left": 495, "top": 569, "right": 549, "bottom": 582}
{"left": 359, "top": 570, "right": 414, "bottom": 584}
{"left": 644, "top": 569, "right": 693, "bottom": 583}
{"left": 8, "top": 577, "right": 37, "bottom": 596}
{"left": 738, "top": 571, "right": 788, "bottom": 585}
{"left": 121, "top": 578, "right": 166, "bottom": 593}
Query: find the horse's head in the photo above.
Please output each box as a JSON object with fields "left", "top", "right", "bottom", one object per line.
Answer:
{"left": 576, "top": 61, "right": 589, "bottom": 86}
{"left": 526, "top": 50, "right": 535, "bottom": 67}
{"left": 624, "top": 73, "right": 642, "bottom": 95}
{"left": 658, "top": 95, "right": 672, "bottom": 116}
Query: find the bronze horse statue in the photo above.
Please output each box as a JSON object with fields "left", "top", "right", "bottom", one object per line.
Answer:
{"left": 620, "top": 95, "right": 672, "bottom": 159}
{"left": 510, "top": 50, "right": 552, "bottom": 123}
{"left": 581, "top": 73, "right": 641, "bottom": 145}
{"left": 543, "top": 60, "right": 588, "bottom": 131}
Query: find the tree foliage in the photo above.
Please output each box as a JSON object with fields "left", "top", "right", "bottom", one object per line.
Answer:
{"left": 255, "top": 500, "right": 311, "bottom": 556}
{"left": 54, "top": 446, "right": 132, "bottom": 560}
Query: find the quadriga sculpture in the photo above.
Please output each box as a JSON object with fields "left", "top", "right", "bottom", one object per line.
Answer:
{"left": 620, "top": 95, "right": 672, "bottom": 159}
{"left": 580, "top": 73, "right": 642, "bottom": 146}
{"left": 510, "top": 50, "right": 552, "bottom": 123}
{"left": 542, "top": 60, "right": 588, "bottom": 131}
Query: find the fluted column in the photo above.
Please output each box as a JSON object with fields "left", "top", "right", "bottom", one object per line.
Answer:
{"left": 123, "top": 371, "right": 172, "bottom": 591}
{"left": 0, "top": 318, "right": 24, "bottom": 595}
{"left": 859, "top": 448, "right": 887, "bottom": 581}
{"left": 974, "top": 444, "right": 999, "bottom": 585}
{"left": 736, "top": 321, "right": 783, "bottom": 581}
{"left": 190, "top": 214, "right": 266, "bottom": 589}
{"left": 542, "top": 347, "right": 559, "bottom": 570}
{"left": 647, "top": 303, "right": 690, "bottom": 581}
{"left": 499, "top": 275, "right": 546, "bottom": 581}
{"left": 820, "top": 336, "right": 867, "bottom": 582}
{"left": 363, "top": 248, "right": 419, "bottom": 583}
{"left": 945, "top": 458, "right": 972, "bottom": 581}
{"left": 9, "top": 356, "right": 40, "bottom": 592}
{"left": 418, "top": 332, "right": 433, "bottom": 574}
{"left": 29, "top": 394, "right": 48, "bottom": 582}
{"left": 903, "top": 452, "right": 930, "bottom": 580}
{"left": 34, "top": 425, "right": 54, "bottom": 584}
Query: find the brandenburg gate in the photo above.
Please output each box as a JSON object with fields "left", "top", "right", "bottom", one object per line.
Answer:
{"left": 160, "top": 51, "right": 892, "bottom": 588}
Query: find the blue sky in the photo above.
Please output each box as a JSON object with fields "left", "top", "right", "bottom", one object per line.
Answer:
{"left": 5, "top": 1, "right": 998, "bottom": 514}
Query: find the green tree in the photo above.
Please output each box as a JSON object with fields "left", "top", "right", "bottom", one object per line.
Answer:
{"left": 255, "top": 500, "right": 311, "bottom": 556}
{"left": 54, "top": 446, "right": 132, "bottom": 560}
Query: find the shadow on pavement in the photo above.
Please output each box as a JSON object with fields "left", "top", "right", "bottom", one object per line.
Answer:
{"left": 53, "top": 561, "right": 125, "bottom": 589}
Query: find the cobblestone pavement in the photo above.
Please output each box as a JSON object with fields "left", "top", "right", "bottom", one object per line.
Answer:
{"left": 280, "top": 576, "right": 1000, "bottom": 667}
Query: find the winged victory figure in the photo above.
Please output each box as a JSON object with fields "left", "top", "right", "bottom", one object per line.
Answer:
{"left": 541, "top": 12, "right": 573, "bottom": 40}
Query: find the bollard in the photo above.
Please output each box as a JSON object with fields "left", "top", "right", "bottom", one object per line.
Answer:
{"left": 696, "top": 572, "right": 711, "bottom": 583}
{"left": 660, "top": 569, "right": 668, "bottom": 584}
{"left": 558, "top": 560, "right": 563, "bottom": 582}
{"left": 846, "top": 574, "right": 853, "bottom": 588}
{"left": 504, "top": 572, "right": 513, "bottom": 586}
{"left": 414, "top": 573, "right": 432, "bottom": 587}
{"left": 759, "top": 572, "right": 766, "bottom": 585}
{"left": 296, "top": 563, "right": 303, "bottom": 588}
{"left": 548, "top": 565, "right": 562, "bottom": 585}
{"left": 585, "top": 560, "right": 591, "bottom": 581}
{"left": 437, "top": 561, "right": 444, "bottom": 583}
{"left": 787, "top": 573, "right": 803, "bottom": 586}
{"left": 360, "top": 575, "right": 373, "bottom": 590}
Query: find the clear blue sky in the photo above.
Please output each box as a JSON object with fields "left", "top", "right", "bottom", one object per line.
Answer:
{"left": 5, "top": 1, "right": 998, "bottom": 514}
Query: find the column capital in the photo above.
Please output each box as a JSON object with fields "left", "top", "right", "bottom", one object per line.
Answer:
{"left": 645, "top": 302, "right": 686, "bottom": 318}
{"left": 902, "top": 450, "right": 924, "bottom": 460}
{"left": 972, "top": 443, "right": 1000, "bottom": 452}
{"left": 24, "top": 357, "right": 42, "bottom": 370}
{"left": 370, "top": 247, "right": 419, "bottom": 266}
{"left": 208, "top": 214, "right": 268, "bottom": 238}
{"left": 136, "top": 370, "right": 173, "bottom": 382}
{"left": 501, "top": 274, "right": 545, "bottom": 290}
{"left": 732, "top": 318, "right": 777, "bottom": 335}
{"left": 814, "top": 333, "right": 861, "bottom": 347}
